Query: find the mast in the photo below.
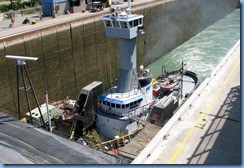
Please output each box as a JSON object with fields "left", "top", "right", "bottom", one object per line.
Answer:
{"left": 128, "top": 0, "right": 131, "bottom": 14}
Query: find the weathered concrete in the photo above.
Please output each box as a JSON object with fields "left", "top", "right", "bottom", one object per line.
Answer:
{"left": 0, "top": 0, "right": 239, "bottom": 117}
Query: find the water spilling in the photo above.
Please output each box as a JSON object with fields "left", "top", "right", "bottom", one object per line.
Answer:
{"left": 148, "top": 9, "right": 240, "bottom": 82}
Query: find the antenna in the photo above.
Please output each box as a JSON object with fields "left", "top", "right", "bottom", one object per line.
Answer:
{"left": 6, "top": 55, "right": 44, "bottom": 125}
{"left": 127, "top": 0, "right": 131, "bottom": 14}
{"left": 6, "top": 55, "right": 38, "bottom": 66}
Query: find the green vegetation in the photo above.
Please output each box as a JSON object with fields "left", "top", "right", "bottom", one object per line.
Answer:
{"left": 0, "top": 0, "right": 41, "bottom": 13}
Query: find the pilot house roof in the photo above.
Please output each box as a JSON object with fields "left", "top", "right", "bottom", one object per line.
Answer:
{"left": 102, "top": 13, "right": 144, "bottom": 22}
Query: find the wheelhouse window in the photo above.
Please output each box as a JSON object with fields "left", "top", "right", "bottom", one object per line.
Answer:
{"left": 104, "top": 20, "right": 112, "bottom": 27}
{"left": 127, "top": 19, "right": 143, "bottom": 28}
{"left": 134, "top": 19, "right": 138, "bottom": 27}
{"left": 129, "top": 21, "right": 133, "bottom": 28}
{"left": 120, "top": 21, "right": 128, "bottom": 28}
{"left": 112, "top": 21, "right": 120, "bottom": 28}
{"left": 138, "top": 18, "right": 142, "bottom": 25}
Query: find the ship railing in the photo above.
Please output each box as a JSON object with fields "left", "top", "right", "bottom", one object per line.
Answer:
{"left": 120, "top": 88, "right": 143, "bottom": 98}
{"left": 95, "top": 126, "right": 143, "bottom": 151}
{"left": 105, "top": 87, "right": 143, "bottom": 99}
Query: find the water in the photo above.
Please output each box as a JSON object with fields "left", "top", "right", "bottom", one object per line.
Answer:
{"left": 148, "top": 9, "right": 240, "bottom": 82}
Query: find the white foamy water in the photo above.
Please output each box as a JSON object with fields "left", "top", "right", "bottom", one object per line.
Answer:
{"left": 148, "top": 9, "right": 240, "bottom": 82}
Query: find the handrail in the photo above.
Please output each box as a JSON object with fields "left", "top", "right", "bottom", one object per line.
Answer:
{"left": 95, "top": 126, "right": 144, "bottom": 149}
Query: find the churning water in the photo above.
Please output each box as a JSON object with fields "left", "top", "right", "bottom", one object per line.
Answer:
{"left": 148, "top": 9, "right": 240, "bottom": 82}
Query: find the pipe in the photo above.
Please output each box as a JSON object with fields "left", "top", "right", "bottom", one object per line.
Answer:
{"left": 45, "top": 91, "right": 52, "bottom": 133}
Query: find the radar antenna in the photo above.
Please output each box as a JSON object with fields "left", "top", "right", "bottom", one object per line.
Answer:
{"left": 5, "top": 55, "right": 44, "bottom": 125}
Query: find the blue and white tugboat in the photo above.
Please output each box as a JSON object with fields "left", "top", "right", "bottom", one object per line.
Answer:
{"left": 95, "top": 1, "right": 199, "bottom": 140}
{"left": 96, "top": 3, "right": 153, "bottom": 139}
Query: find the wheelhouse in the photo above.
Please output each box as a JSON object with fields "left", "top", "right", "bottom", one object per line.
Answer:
{"left": 103, "top": 16, "right": 144, "bottom": 29}
{"left": 102, "top": 11, "right": 144, "bottom": 39}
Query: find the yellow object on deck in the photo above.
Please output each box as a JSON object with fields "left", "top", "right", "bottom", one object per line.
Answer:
{"left": 152, "top": 78, "right": 156, "bottom": 83}
{"left": 152, "top": 78, "right": 158, "bottom": 89}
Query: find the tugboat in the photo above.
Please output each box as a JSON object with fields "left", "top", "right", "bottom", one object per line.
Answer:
{"left": 94, "top": 1, "right": 199, "bottom": 140}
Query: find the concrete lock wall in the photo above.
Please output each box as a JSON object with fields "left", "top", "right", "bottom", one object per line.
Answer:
{"left": 0, "top": 0, "right": 238, "bottom": 117}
